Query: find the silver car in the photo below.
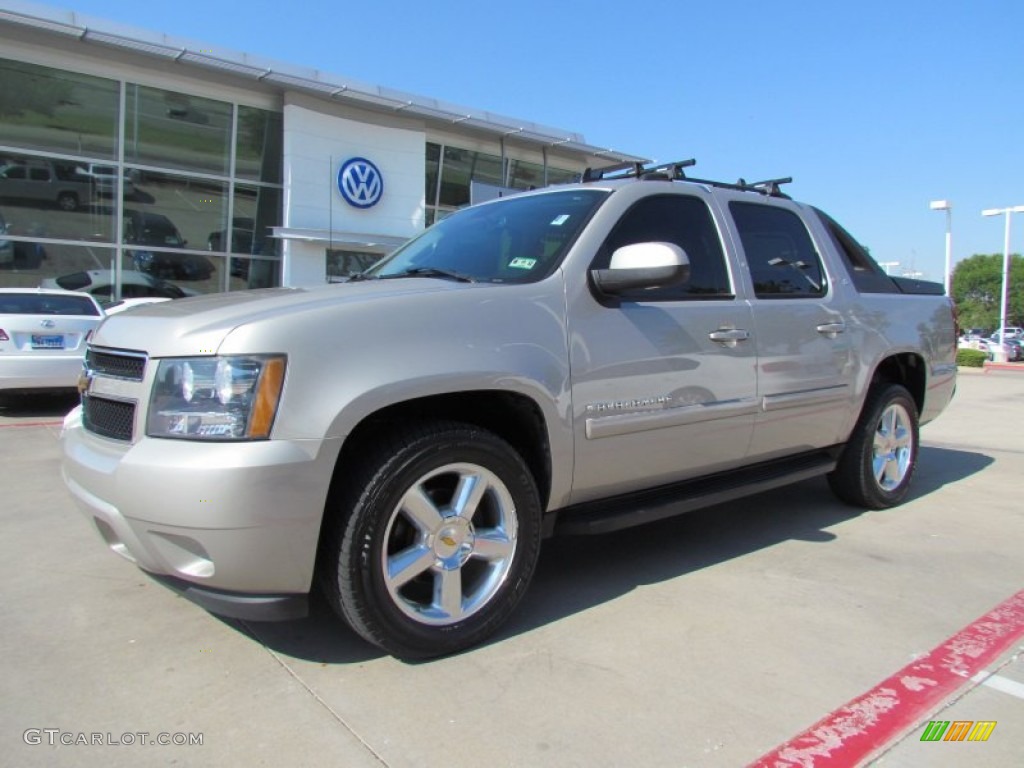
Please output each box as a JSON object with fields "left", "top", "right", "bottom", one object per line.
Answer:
{"left": 0, "top": 288, "right": 104, "bottom": 395}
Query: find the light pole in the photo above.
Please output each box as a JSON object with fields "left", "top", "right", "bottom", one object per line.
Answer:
{"left": 929, "top": 200, "right": 952, "bottom": 295}
{"left": 981, "top": 204, "right": 1024, "bottom": 358}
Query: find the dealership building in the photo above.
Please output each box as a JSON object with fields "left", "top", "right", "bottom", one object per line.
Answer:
{"left": 0, "top": 2, "right": 645, "bottom": 300}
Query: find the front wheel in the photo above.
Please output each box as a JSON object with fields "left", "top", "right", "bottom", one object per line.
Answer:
{"left": 828, "top": 383, "right": 919, "bottom": 509}
{"left": 320, "top": 422, "right": 542, "bottom": 659}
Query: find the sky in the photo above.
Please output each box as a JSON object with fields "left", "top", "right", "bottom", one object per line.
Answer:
{"left": 23, "top": 0, "right": 1024, "bottom": 282}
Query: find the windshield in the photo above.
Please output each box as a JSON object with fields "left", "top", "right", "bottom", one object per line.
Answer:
{"left": 365, "top": 189, "right": 609, "bottom": 283}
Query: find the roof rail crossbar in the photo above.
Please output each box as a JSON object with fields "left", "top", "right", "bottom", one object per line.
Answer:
{"left": 640, "top": 158, "right": 697, "bottom": 181}
{"left": 581, "top": 161, "right": 638, "bottom": 182}
{"left": 582, "top": 158, "right": 696, "bottom": 182}
{"left": 580, "top": 160, "right": 792, "bottom": 197}
{"left": 749, "top": 177, "right": 793, "bottom": 197}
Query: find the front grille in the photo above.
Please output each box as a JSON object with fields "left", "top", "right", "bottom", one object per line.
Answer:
{"left": 86, "top": 349, "right": 146, "bottom": 381}
{"left": 83, "top": 395, "right": 135, "bottom": 441}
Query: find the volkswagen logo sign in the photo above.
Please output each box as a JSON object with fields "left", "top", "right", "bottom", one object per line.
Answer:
{"left": 337, "top": 157, "right": 383, "bottom": 209}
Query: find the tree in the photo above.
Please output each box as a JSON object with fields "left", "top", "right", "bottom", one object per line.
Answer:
{"left": 951, "top": 253, "right": 1024, "bottom": 331}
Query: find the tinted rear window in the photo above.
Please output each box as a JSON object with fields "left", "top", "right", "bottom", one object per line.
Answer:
{"left": 55, "top": 272, "right": 91, "bottom": 290}
{"left": 0, "top": 293, "right": 100, "bottom": 316}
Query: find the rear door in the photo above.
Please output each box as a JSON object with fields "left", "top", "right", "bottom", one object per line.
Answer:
{"left": 723, "top": 199, "right": 853, "bottom": 460}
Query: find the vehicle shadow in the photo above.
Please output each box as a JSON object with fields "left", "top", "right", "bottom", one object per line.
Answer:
{"left": 910, "top": 446, "right": 994, "bottom": 497}
{"left": 216, "top": 445, "right": 993, "bottom": 665}
{"left": 0, "top": 390, "right": 79, "bottom": 418}
{"left": 227, "top": 592, "right": 386, "bottom": 664}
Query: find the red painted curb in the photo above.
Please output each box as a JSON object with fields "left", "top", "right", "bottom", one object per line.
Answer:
{"left": 983, "top": 362, "right": 1024, "bottom": 372}
{"left": 748, "top": 589, "right": 1024, "bottom": 768}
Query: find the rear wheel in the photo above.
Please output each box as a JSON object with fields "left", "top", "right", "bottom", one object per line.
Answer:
{"left": 321, "top": 422, "right": 542, "bottom": 659}
{"left": 828, "top": 383, "right": 919, "bottom": 509}
{"left": 57, "top": 192, "right": 78, "bottom": 211}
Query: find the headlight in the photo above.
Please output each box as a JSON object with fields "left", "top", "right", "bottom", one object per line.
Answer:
{"left": 147, "top": 355, "right": 286, "bottom": 440}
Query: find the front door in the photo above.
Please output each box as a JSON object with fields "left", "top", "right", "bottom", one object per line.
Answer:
{"left": 567, "top": 192, "right": 758, "bottom": 504}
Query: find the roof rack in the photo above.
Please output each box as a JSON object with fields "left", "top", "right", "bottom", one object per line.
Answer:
{"left": 582, "top": 158, "right": 696, "bottom": 182}
{"left": 580, "top": 159, "right": 793, "bottom": 198}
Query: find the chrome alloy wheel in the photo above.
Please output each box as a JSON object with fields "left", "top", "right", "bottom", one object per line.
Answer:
{"left": 872, "top": 402, "right": 914, "bottom": 491}
{"left": 381, "top": 462, "right": 519, "bottom": 626}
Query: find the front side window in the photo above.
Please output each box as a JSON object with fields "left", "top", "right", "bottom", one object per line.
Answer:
{"left": 592, "top": 194, "right": 732, "bottom": 300}
{"left": 730, "top": 202, "right": 827, "bottom": 298}
{"left": 366, "top": 189, "right": 609, "bottom": 283}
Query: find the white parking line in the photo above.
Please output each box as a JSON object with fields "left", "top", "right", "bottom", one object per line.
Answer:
{"left": 174, "top": 188, "right": 201, "bottom": 212}
{"left": 971, "top": 671, "right": 1024, "bottom": 700}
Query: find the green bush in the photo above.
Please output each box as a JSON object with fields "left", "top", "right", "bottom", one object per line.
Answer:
{"left": 957, "top": 349, "right": 988, "bottom": 367}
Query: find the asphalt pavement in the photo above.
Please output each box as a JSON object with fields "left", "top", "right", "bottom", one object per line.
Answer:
{"left": 1, "top": 370, "right": 1022, "bottom": 767}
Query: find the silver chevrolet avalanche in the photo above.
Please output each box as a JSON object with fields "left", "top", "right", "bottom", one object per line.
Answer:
{"left": 62, "top": 162, "right": 957, "bottom": 658}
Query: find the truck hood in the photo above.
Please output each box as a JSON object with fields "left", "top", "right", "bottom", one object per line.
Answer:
{"left": 91, "top": 280, "right": 458, "bottom": 356}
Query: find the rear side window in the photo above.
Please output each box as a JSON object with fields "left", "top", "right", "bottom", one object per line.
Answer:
{"left": 0, "top": 292, "right": 100, "bottom": 316}
{"left": 593, "top": 194, "right": 732, "bottom": 300}
{"left": 813, "top": 208, "right": 899, "bottom": 293}
{"left": 730, "top": 202, "right": 827, "bottom": 298}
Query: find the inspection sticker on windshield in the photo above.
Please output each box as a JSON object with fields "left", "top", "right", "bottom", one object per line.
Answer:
{"left": 508, "top": 257, "right": 537, "bottom": 270}
{"left": 550, "top": 214, "right": 570, "bottom": 226}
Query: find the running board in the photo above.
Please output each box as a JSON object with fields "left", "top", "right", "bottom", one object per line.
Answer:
{"left": 552, "top": 449, "right": 840, "bottom": 536}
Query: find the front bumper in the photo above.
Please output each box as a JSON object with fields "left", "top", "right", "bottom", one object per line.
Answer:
{"left": 62, "top": 405, "right": 341, "bottom": 616}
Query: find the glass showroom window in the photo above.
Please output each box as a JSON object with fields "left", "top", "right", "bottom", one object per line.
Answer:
{"left": 327, "top": 249, "right": 382, "bottom": 281}
{"left": 0, "top": 57, "right": 119, "bottom": 160}
{"left": 424, "top": 141, "right": 582, "bottom": 225}
{"left": 235, "top": 106, "right": 283, "bottom": 185}
{"left": 121, "top": 171, "right": 228, "bottom": 295}
{"left": 222, "top": 185, "right": 282, "bottom": 291}
{"left": 0, "top": 149, "right": 117, "bottom": 241}
{"left": 125, "top": 84, "right": 233, "bottom": 176}
{"left": 438, "top": 147, "right": 503, "bottom": 208}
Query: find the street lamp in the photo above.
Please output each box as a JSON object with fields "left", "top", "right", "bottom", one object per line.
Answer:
{"left": 929, "top": 200, "right": 952, "bottom": 295}
{"left": 981, "top": 204, "right": 1024, "bottom": 358}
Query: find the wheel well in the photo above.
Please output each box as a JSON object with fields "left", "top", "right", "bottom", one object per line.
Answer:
{"left": 333, "top": 391, "right": 552, "bottom": 508}
{"left": 870, "top": 353, "right": 926, "bottom": 414}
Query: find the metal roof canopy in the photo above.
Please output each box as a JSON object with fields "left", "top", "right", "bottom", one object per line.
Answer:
{"left": 0, "top": 1, "right": 649, "bottom": 165}
{"left": 271, "top": 228, "right": 407, "bottom": 253}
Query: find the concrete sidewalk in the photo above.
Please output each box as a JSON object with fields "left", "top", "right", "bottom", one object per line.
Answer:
{"left": 2, "top": 373, "right": 1022, "bottom": 767}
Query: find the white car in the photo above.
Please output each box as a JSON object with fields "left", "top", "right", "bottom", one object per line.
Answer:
{"left": 994, "top": 327, "right": 1024, "bottom": 340}
{"left": 41, "top": 269, "right": 198, "bottom": 303}
{"left": 102, "top": 297, "right": 171, "bottom": 315}
{"left": 0, "top": 288, "right": 104, "bottom": 396}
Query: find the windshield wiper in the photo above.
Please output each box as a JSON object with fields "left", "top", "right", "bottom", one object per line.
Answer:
{"left": 386, "top": 267, "right": 476, "bottom": 283}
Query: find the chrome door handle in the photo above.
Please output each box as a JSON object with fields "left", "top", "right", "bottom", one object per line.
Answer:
{"left": 816, "top": 322, "right": 847, "bottom": 338}
{"left": 708, "top": 329, "right": 751, "bottom": 347}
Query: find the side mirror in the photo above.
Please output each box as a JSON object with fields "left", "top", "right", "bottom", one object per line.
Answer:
{"left": 590, "top": 241, "right": 690, "bottom": 295}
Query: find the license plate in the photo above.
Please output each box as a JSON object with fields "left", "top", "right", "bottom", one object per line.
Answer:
{"left": 31, "top": 334, "right": 65, "bottom": 350}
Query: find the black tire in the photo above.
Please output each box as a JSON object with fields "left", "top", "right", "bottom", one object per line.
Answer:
{"left": 320, "top": 421, "right": 542, "bottom": 659}
{"left": 828, "top": 383, "right": 919, "bottom": 509}
{"left": 57, "top": 192, "right": 78, "bottom": 211}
